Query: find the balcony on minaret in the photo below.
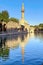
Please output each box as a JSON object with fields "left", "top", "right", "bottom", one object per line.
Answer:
{"left": 21, "top": 10, "right": 24, "bottom": 13}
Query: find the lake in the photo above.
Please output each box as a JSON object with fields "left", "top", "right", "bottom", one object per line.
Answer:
{"left": 0, "top": 33, "right": 43, "bottom": 65}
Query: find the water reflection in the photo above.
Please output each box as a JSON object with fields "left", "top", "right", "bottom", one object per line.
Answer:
{"left": 0, "top": 48, "right": 9, "bottom": 60}
{"left": 0, "top": 33, "right": 43, "bottom": 65}
{"left": 19, "top": 34, "right": 29, "bottom": 62}
{"left": 34, "top": 32, "right": 43, "bottom": 41}
{"left": 0, "top": 34, "right": 29, "bottom": 62}
{"left": 0, "top": 37, "right": 7, "bottom": 48}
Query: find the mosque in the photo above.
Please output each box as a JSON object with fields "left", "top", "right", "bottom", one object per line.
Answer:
{"left": 19, "top": 3, "right": 30, "bottom": 32}
{"left": 19, "top": 3, "right": 35, "bottom": 33}
{"left": 0, "top": 3, "right": 34, "bottom": 33}
{"left": 6, "top": 3, "right": 30, "bottom": 32}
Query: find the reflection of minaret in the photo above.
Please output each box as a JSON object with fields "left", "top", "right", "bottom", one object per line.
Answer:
{"left": 20, "top": 34, "right": 30, "bottom": 63}
{"left": 21, "top": 47, "right": 24, "bottom": 63}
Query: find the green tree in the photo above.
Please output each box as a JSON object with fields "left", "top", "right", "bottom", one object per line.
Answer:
{"left": 39, "top": 23, "right": 43, "bottom": 27}
{"left": 2, "top": 10, "right": 9, "bottom": 22}
{"left": 0, "top": 13, "right": 3, "bottom": 21}
{"left": 9, "top": 18, "right": 19, "bottom": 23}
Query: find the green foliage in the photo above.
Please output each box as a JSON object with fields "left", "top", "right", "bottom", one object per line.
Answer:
{"left": 0, "top": 10, "right": 19, "bottom": 23}
{"left": 0, "top": 48, "right": 9, "bottom": 57}
{"left": 39, "top": 23, "right": 43, "bottom": 27}
{"left": 0, "top": 13, "right": 3, "bottom": 21}
{"left": 2, "top": 11, "right": 9, "bottom": 22}
{"left": 34, "top": 23, "right": 43, "bottom": 29}
{"left": 0, "top": 10, "right": 9, "bottom": 22}
{"left": 9, "top": 18, "right": 19, "bottom": 23}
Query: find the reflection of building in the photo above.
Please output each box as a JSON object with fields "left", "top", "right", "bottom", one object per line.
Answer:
{"left": 29, "top": 33, "right": 35, "bottom": 38}
{"left": 21, "top": 47, "right": 24, "bottom": 62}
{"left": 34, "top": 33, "right": 43, "bottom": 40}
{"left": 5, "top": 34, "right": 29, "bottom": 49}
{"left": 0, "top": 37, "right": 6, "bottom": 48}
{"left": 5, "top": 39, "right": 19, "bottom": 48}
{"left": 0, "top": 37, "right": 8, "bottom": 60}
{"left": 0, "top": 34, "right": 30, "bottom": 62}
{"left": 18, "top": 34, "right": 30, "bottom": 62}
{"left": 6, "top": 34, "right": 29, "bottom": 62}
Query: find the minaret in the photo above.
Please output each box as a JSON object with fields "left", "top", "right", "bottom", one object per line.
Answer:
{"left": 21, "top": 3, "right": 24, "bottom": 19}
{"left": 20, "top": 3, "right": 25, "bottom": 26}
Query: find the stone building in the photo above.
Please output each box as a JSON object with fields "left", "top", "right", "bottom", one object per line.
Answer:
{"left": 6, "top": 21, "right": 20, "bottom": 32}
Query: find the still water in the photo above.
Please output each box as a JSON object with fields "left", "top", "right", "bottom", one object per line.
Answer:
{"left": 0, "top": 33, "right": 43, "bottom": 65}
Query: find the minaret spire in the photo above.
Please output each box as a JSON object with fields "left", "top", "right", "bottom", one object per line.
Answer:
{"left": 21, "top": 2, "right": 24, "bottom": 19}
{"left": 20, "top": 2, "right": 25, "bottom": 26}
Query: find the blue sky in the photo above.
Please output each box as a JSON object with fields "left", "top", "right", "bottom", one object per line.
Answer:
{"left": 0, "top": 0, "right": 43, "bottom": 25}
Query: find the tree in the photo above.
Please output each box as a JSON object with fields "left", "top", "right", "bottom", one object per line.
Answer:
{"left": 2, "top": 10, "right": 9, "bottom": 22}
{"left": 9, "top": 18, "right": 19, "bottom": 23}
{"left": 0, "top": 13, "right": 2, "bottom": 21}
{"left": 39, "top": 23, "right": 43, "bottom": 27}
